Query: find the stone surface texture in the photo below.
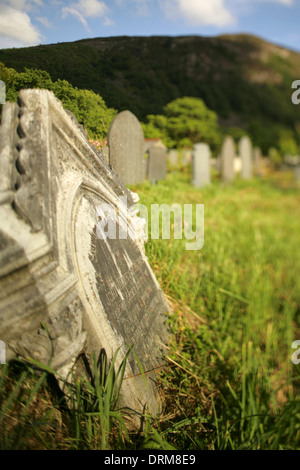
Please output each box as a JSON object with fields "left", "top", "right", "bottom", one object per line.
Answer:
{"left": 108, "top": 110, "right": 145, "bottom": 186}
{"left": 0, "top": 90, "right": 170, "bottom": 423}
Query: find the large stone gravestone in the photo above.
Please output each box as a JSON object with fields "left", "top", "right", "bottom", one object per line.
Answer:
{"left": 220, "top": 136, "right": 235, "bottom": 183}
{"left": 192, "top": 143, "right": 211, "bottom": 188}
{"left": 0, "top": 90, "right": 170, "bottom": 422}
{"left": 239, "top": 136, "right": 253, "bottom": 179}
{"left": 147, "top": 144, "right": 167, "bottom": 184}
{"left": 107, "top": 110, "right": 145, "bottom": 186}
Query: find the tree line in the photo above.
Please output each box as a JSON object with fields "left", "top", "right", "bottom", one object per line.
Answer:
{"left": 0, "top": 62, "right": 299, "bottom": 160}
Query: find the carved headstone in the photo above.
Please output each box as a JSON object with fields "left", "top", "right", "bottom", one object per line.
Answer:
{"left": 147, "top": 145, "right": 167, "bottom": 184}
{"left": 0, "top": 90, "right": 170, "bottom": 422}
{"left": 192, "top": 143, "right": 211, "bottom": 188}
{"left": 239, "top": 136, "right": 253, "bottom": 179}
{"left": 100, "top": 146, "right": 109, "bottom": 166}
{"left": 107, "top": 110, "right": 145, "bottom": 186}
{"left": 220, "top": 136, "right": 235, "bottom": 183}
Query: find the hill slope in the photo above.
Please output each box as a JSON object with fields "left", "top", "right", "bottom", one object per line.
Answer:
{"left": 1, "top": 34, "right": 300, "bottom": 151}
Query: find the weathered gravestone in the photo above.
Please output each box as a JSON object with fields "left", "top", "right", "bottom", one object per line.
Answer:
{"left": 192, "top": 143, "right": 211, "bottom": 188}
{"left": 107, "top": 110, "right": 145, "bottom": 186}
{"left": 100, "top": 146, "right": 109, "bottom": 166}
{"left": 239, "top": 136, "right": 253, "bottom": 179}
{"left": 0, "top": 89, "right": 170, "bottom": 423}
{"left": 168, "top": 149, "right": 178, "bottom": 166}
{"left": 220, "top": 136, "right": 235, "bottom": 183}
{"left": 147, "top": 144, "right": 167, "bottom": 184}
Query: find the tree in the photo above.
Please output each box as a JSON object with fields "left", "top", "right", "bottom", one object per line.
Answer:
{"left": 278, "top": 129, "right": 299, "bottom": 156}
{"left": 142, "top": 96, "right": 222, "bottom": 150}
{"left": 74, "top": 88, "right": 117, "bottom": 139}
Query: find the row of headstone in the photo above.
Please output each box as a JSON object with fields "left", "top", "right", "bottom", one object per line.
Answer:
{"left": 107, "top": 110, "right": 297, "bottom": 188}
{"left": 191, "top": 135, "right": 265, "bottom": 187}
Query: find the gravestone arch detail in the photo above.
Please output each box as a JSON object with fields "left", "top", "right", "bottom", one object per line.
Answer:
{"left": 0, "top": 89, "right": 170, "bottom": 421}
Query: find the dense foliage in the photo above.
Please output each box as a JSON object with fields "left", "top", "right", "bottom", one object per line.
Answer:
{"left": 0, "top": 62, "right": 117, "bottom": 140}
{"left": 142, "top": 97, "right": 222, "bottom": 151}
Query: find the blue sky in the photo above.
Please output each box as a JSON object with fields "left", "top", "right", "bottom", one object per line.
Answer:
{"left": 0, "top": 0, "right": 300, "bottom": 52}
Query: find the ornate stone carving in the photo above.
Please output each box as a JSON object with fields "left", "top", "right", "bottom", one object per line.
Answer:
{"left": 0, "top": 89, "right": 170, "bottom": 420}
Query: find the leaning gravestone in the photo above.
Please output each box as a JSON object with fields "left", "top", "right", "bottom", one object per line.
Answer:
{"left": 239, "top": 136, "right": 253, "bottom": 179}
{"left": 107, "top": 110, "right": 145, "bottom": 186}
{"left": 0, "top": 90, "right": 170, "bottom": 423}
{"left": 192, "top": 143, "right": 211, "bottom": 188}
{"left": 147, "top": 144, "right": 167, "bottom": 184}
{"left": 220, "top": 136, "right": 235, "bottom": 183}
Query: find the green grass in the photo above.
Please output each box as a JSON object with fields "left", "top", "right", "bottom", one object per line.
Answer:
{"left": 1, "top": 165, "right": 300, "bottom": 449}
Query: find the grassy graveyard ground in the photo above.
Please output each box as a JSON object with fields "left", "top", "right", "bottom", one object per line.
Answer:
{"left": 1, "top": 162, "right": 300, "bottom": 450}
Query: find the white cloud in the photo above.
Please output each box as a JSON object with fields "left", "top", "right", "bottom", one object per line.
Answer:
{"left": 0, "top": 4, "right": 42, "bottom": 46}
{"left": 62, "top": 6, "right": 89, "bottom": 29}
{"left": 36, "top": 16, "right": 52, "bottom": 28}
{"left": 62, "top": 0, "right": 110, "bottom": 30}
{"left": 160, "top": 0, "right": 235, "bottom": 27}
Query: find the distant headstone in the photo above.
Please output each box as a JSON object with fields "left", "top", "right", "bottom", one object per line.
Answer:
{"left": 144, "top": 139, "right": 166, "bottom": 153}
{"left": 234, "top": 157, "right": 242, "bottom": 174}
{"left": 192, "top": 143, "right": 211, "bottom": 188}
{"left": 294, "top": 166, "right": 300, "bottom": 181}
{"left": 239, "top": 136, "right": 253, "bottom": 179}
{"left": 220, "top": 136, "right": 235, "bottom": 183}
{"left": 147, "top": 145, "right": 167, "bottom": 184}
{"left": 0, "top": 90, "right": 170, "bottom": 423}
{"left": 182, "top": 150, "right": 192, "bottom": 165}
{"left": 168, "top": 149, "right": 178, "bottom": 166}
{"left": 284, "top": 154, "right": 300, "bottom": 167}
{"left": 108, "top": 110, "right": 145, "bottom": 185}
{"left": 253, "top": 146, "right": 263, "bottom": 176}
